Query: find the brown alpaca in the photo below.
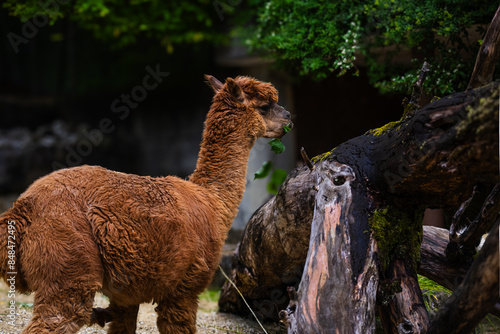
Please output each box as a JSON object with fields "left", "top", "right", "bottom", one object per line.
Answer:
{"left": 0, "top": 75, "right": 292, "bottom": 334}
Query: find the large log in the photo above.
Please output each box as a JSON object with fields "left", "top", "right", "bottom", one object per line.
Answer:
{"left": 219, "top": 82, "right": 499, "bottom": 333}
{"left": 419, "top": 226, "right": 469, "bottom": 290}
{"left": 218, "top": 82, "right": 499, "bottom": 328}
{"left": 219, "top": 9, "right": 500, "bottom": 331}
{"left": 218, "top": 165, "right": 317, "bottom": 320}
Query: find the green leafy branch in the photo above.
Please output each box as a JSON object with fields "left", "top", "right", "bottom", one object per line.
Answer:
{"left": 254, "top": 124, "right": 292, "bottom": 195}
{"left": 245, "top": 0, "right": 499, "bottom": 96}
{"left": 267, "top": 123, "right": 292, "bottom": 154}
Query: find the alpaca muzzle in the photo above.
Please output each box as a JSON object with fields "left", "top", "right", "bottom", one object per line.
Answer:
{"left": 262, "top": 105, "right": 293, "bottom": 138}
{"left": 280, "top": 107, "right": 293, "bottom": 135}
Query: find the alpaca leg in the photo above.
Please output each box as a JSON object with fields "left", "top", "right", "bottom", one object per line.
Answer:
{"left": 23, "top": 286, "right": 96, "bottom": 334}
{"left": 155, "top": 297, "right": 198, "bottom": 334}
{"left": 90, "top": 307, "right": 114, "bottom": 327}
{"left": 106, "top": 301, "right": 140, "bottom": 334}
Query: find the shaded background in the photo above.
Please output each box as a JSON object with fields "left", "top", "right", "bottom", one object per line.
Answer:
{"left": 0, "top": 7, "right": 404, "bottom": 237}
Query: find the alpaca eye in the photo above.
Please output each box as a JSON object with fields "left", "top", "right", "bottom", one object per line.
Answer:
{"left": 260, "top": 105, "right": 271, "bottom": 114}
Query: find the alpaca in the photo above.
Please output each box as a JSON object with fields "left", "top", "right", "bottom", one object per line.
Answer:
{"left": 0, "top": 75, "right": 292, "bottom": 334}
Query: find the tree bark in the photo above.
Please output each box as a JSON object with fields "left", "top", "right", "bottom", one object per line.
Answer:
{"left": 279, "top": 162, "right": 379, "bottom": 333}
{"left": 419, "top": 226, "right": 469, "bottom": 291}
{"left": 447, "top": 183, "right": 500, "bottom": 262}
{"left": 218, "top": 81, "right": 499, "bottom": 332}
{"left": 378, "top": 259, "right": 429, "bottom": 334}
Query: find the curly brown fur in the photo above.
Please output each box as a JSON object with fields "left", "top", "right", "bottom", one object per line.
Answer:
{"left": 0, "top": 75, "right": 291, "bottom": 334}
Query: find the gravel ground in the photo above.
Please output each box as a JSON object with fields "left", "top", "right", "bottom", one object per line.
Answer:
{"left": 0, "top": 281, "right": 283, "bottom": 334}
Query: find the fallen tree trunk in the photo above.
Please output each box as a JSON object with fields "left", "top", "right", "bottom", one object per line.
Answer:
{"left": 218, "top": 82, "right": 499, "bottom": 331}
{"left": 218, "top": 164, "right": 317, "bottom": 320}
{"left": 419, "top": 226, "right": 469, "bottom": 291}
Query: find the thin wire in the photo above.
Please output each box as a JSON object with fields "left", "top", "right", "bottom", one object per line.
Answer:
{"left": 218, "top": 265, "right": 269, "bottom": 334}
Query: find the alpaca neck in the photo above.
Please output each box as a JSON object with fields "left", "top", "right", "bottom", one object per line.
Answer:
{"left": 189, "top": 108, "right": 254, "bottom": 228}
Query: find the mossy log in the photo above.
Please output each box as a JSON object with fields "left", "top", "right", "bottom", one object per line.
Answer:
{"left": 218, "top": 82, "right": 499, "bottom": 332}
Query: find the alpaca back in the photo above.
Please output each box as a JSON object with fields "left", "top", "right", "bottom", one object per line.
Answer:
{"left": 84, "top": 169, "right": 225, "bottom": 303}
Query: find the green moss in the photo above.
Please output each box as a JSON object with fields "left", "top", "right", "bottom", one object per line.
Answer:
{"left": 402, "top": 98, "right": 419, "bottom": 118}
{"left": 430, "top": 96, "right": 441, "bottom": 103}
{"left": 311, "top": 147, "right": 337, "bottom": 164}
{"left": 312, "top": 108, "right": 411, "bottom": 164}
{"left": 457, "top": 85, "right": 499, "bottom": 137}
{"left": 369, "top": 206, "right": 424, "bottom": 271}
{"left": 367, "top": 116, "right": 409, "bottom": 137}
{"left": 366, "top": 120, "right": 402, "bottom": 137}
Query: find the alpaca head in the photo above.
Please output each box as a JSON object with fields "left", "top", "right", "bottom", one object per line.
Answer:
{"left": 205, "top": 75, "right": 293, "bottom": 139}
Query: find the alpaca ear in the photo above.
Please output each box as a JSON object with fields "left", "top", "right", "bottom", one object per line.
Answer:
{"left": 225, "top": 78, "right": 245, "bottom": 103}
{"left": 205, "top": 75, "right": 223, "bottom": 93}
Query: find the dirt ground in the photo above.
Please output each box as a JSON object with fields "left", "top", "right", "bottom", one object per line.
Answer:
{"left": 0, "top": 281, "right": 283, "bottom": 334}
